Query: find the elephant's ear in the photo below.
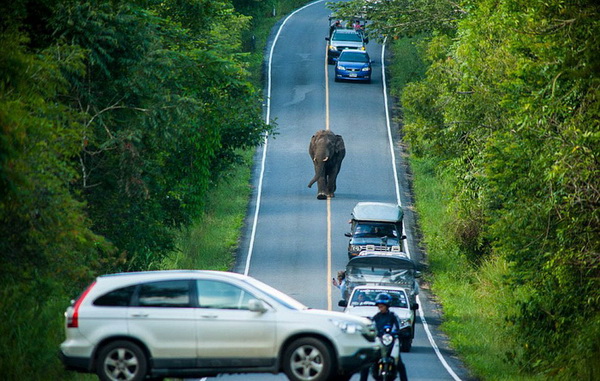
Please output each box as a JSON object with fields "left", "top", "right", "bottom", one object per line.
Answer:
{"left": 335, "top": 135, "right": 346, "bottom": 152}
{"left": 309, "top": 135, "right": 317, "bottom": 157}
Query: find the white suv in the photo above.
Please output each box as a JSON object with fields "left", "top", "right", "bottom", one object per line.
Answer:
{"left": 339, "top": 285, "right": 418, "bottom": 352}
{"left": 60, "top": 270, "right": 379, "bottom": 381}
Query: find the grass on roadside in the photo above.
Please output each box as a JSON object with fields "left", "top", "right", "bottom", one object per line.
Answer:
{"left": 408, "top": 155, "right": 540, "bottom": 380}
{"left": 162, "top": 149, "right": 254, "bottom": 271}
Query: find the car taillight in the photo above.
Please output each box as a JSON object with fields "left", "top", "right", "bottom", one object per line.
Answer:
{"left": 67, "top": 281, "right": 96, "bottom": 328}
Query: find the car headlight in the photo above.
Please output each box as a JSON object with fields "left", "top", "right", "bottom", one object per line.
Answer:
{"left": 330, "top": 319, "right": 364, "bottom": 335}
{"left": 381, "top": 333, "right": 394, "bottom": 346}
{"left": 329, "top": 45, "right": 337, "bottom": 51}
{"left": 350, "top": 245, "right": 363, "bottom": 252}
{"left": 360, "top": 46, "right": 366, "bottom": 50}
{"left": 398, "top": 318, "right": 411, "bottom": 329}
{"left": 337, "top": 65, "right": 346, "bottom": 70}
{"left": 361, "top": 67, "right": 371, "bottom": 71}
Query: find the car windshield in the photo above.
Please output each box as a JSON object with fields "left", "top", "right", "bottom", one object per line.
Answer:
{"left": 243, "top": 277, "right": 307, "bottom": 310}
{"left": 340, "top": 52, "right": 369, "bottom": 63}
{"left": 353, "top": 222, "right": 398, "bottom": 238}
{"left": 333, "top": 32, "right": 362, "bottom": 42}
{"left": 350, "top": 288, "right": 408, "bottom": 308}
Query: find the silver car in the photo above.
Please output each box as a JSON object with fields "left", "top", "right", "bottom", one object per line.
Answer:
{"left": 339, "top": 285, "right": 418, "bottom": 352}
{"left": 60, "top": 270, "right": 379, "bottom": 381}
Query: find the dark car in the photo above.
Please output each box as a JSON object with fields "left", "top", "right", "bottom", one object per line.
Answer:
{"left": 345, "top": 202, "right": 406, "bottom": 259}
{"left": 334, "top": 49, "right": 372, "bottom": 82}
{"left": 326, "top": 29, "right": 367, "bottom": 64}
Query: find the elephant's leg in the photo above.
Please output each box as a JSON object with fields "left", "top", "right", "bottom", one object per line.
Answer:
{"left": 317, "top": 176, "right": 328, "bottom": 199}
{"left": 326, "top": 164, "right": 341, "bottom": 197}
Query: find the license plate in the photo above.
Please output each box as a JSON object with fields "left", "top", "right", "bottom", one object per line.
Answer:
{"left": 349, "top": 73, "right": 357, "bottom": 77}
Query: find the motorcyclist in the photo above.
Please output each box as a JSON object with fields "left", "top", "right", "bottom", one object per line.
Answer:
{"left": 360, "top": 293, "right": 408, "bottom": 381}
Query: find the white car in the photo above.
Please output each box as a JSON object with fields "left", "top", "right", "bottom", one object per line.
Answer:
{"left": 339, "top": 285, "right": 418, "bottom": 352}
{"left": 60, "top": 270, "right": 379, "bottom": 381}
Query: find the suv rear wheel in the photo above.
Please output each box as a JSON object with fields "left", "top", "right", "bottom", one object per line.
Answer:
{"left": 283, "top": 337, "right": 334, "bottom": 381}
{"left": 96, "top": 340, "right": 148, "bottom": 381}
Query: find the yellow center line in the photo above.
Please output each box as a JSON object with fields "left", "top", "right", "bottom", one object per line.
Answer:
{"left": 325, "top": 46, "right": 333, "bottom": 311}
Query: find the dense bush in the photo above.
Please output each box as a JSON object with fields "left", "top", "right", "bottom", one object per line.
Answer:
{"left": 334, "top": 0, "right": 599, "bottom": 378}
{"left": 0, "top": 0, "right": 273, "bottom": 378}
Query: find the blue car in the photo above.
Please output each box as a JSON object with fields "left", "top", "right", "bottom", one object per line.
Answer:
{"left": 334, "top": 49, "right": 372, "bottom": 83}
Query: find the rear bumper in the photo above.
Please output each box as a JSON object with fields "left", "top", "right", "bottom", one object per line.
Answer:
{"left": 59, "top": 350, "right": 92, "bottom": 372}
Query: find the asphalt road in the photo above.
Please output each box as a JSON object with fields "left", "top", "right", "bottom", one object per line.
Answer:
{"left": 211, "top": 1, "right": 473, "bottom": 380}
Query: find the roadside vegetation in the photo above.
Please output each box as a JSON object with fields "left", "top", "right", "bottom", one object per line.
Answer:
{"left": 331, "top": 0, "right": 599, "bottom": 379}
{"left": 0, "top": 0, "right": 307, "bottom": 379}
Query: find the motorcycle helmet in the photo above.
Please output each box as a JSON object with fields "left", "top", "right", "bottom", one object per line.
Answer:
{"left": 375, "top": 293, "right": 392, "bottom": 307}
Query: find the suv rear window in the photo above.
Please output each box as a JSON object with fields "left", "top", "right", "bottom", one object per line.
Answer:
{"left": 94, "top": 285, "right": 136, "bottom": 307}
{"left": 136, "top": 280, "right": 192, "bottom": 308}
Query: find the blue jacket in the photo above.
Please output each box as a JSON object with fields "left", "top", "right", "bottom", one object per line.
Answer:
{"left": 372, "top": 310, "right": 399, "bottom": 336}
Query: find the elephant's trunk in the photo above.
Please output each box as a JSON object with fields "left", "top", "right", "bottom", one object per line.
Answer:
{"left": 308, "top": 157, "right": 325, "bottom": 188}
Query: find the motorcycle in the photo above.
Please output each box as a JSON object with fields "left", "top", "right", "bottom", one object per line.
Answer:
{"left": 371, "top": 325, "right": 398, "bottom": 381}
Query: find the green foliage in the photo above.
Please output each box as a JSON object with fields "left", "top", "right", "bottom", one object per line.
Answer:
{"left": 0, "top": 26, "right": 112, "bottom": 379}
{"left": 395, "top": 0, "right": 600, "bottom": 378}
{"left": 1, "top": 0, "right": 273, "bottom": 377}
{"left": 164, "top": 149, "right": 254, "bottom": 271}
{"left": 42, "top": 0, "right": 272, "bottom": 270}
{"left": 328, "top": 0, "right": 465, "bottom": 42}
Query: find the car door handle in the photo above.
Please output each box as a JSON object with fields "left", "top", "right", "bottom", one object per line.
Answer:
{"left": 131, "top": 313, "right": 149, "bottom": 318}
{"left": 201, "top": 314, "right": 218, "bottom": 319}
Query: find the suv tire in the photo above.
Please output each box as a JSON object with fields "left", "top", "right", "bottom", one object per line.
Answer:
{"left": 283, "top": 337, "right": 334, "bottom": 381}
{"left": 96, "top": 340, "right": 148, "bottom": 381}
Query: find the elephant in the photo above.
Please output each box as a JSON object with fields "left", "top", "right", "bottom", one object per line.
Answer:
{"left": 308, "top": 130, "right": 346, "bottom": 199}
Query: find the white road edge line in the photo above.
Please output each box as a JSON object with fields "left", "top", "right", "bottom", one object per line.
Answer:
{"left": 243, "top": 1, "right": 325, "bottom": 277}
{"left": 238, "top": 2, "right": 462, "bottom": 379}
{"left": 381, "top": 39, "right": 463, "bottom": 381}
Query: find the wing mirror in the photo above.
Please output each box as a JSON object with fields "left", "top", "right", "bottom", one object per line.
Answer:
{"left": 248, "top": 299, "right": 268, "bottom": 313}
{"left": 325, "top": 37, "right": 330, "bottom": 41}
{"left": 344, "top": 232, "right": 352, "bottom": 237}
{"left": 411, "top": 303, "right": 419, "bottom": 311}
{"left": 400, "top": 235, "right": 407, "bottom": 240}
{"left": 338, "top": 300, "right": 348, "bottom": 307}
{"left": 415, "top": 271, "right": 422, "bottom": 278}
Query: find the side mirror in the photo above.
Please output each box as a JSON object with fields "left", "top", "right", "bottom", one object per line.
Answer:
{"left": 338, "top": 300, "right": 348, "bottom": 307}
{"left": 344, "top": 232, "right": 352, "bottom": 237}
{"left": 415, "top": 271, "right": 422, "bottom": 278}
{"left": 325, "top": 37, "right": 330, "bottom": 41}
{"left": 365, "top": 37, "right": 369, "bottom": 44}
{"left": 248, "top": 299, "right": 268, "bottom": 313}
{"left": 411, "top": 303, "right": 419, "bottom": 311}
{"left": 400, "top": 235, "right": 407, "bottom": 240}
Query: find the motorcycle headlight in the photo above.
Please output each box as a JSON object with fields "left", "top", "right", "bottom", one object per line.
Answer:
{"left": 330, "top": 319, "right": 363, "bottom": 335}
{"left": 381, "top": 333, "right": 394, "bottom": 346}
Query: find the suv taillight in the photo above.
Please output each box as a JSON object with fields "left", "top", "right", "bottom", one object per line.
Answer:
{"left": 67, "top": 281, "right": 96, "bottom": 328}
